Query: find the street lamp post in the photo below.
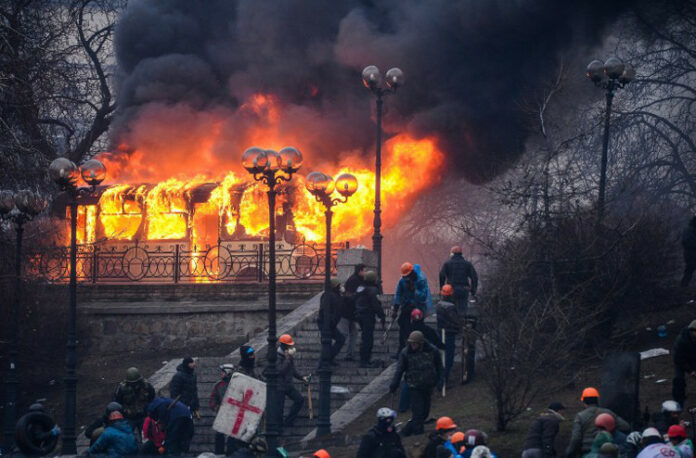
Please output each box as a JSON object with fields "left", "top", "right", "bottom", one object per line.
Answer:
{"left": 362, "top": 65, "right": 404, "bottom": 287}
{"left": 1, "top": 190, "right": 45, "bottom": 451}
{"left": 242, "top": 146, "right": 302, "bottom": 456}
{"left": 305, "top": 171, "right": 358, "bottom": 436}
{"left": 586, "top": 57, "right": 635, "bottom": 224}
{"left": 49, "top": 157, "right": 106, "bottom": 454}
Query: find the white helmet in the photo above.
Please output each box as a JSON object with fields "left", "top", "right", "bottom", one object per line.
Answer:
{"left": 376, "top": 407, "right": 396, "bottom": 420}
{"left": 219, "top": 363, "right": 235, "bottom": 375}
{"left": 642, "top": 427, "right": 661, "bottom": 439}
{"left": 662, "top": 400, "right": 682, "bottom": 413}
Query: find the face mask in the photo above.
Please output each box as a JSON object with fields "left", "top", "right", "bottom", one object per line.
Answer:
{"left": 288, "top": 347, "right": 297, "bottom": 356}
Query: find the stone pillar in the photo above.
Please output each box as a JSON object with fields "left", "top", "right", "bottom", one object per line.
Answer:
{"left": 336, "top": 248, "right": 377, "bottom": 284}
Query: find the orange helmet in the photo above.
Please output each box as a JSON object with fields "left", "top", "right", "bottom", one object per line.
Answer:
{"left": 451, "top": 431, "right": 466, "bottom": 443}
{"left": 436, "top": 416, "right": 457, "bottom": 431}
{"left": 401, "top": 262, "right": 414, "bottom": 276}
{"left": 581, "top": 387, "right": 600, "bottom": 401}
{"left": 441, "top": 284, "right": 455, "bottom": 296}
{"left": 594, "top": 413, "right": 616, "bottom": 432}
{"left": 451, "top": 246, "right": 463, "bottom": 254}
{"left": 278, "top": 334, "right": 294, "bottom": 346}
{"left": 313, "top": 449, "right": 330, "bottom": 458}
{"left": 108, "top": 411, "right": 124, "bottom": 421}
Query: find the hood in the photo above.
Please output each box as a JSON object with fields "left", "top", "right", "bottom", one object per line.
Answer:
{"left": 176, "top": 363, "right": 194, "bottom": 374}
{"left": 112, "top": 420, "right": 134, "bottom": 433}
{"left": 146, "top": 397, "right": 171, "bottom": 419}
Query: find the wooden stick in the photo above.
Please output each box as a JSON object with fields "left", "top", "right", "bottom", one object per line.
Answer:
{"left": 307, "top": 382, "right": 313, "bottom": 420}
{"left": 441, "top": 328, "right": 446, "bottom": 398}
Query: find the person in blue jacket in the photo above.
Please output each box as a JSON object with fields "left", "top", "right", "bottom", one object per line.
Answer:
{"left": 393, "top": 262, "right": 430, "bottom": 357}
{"left": 87, "top": 410, "right": 138, "bottom": 457}
{"left": 146, "top": 397, "right": 194, "bottom": 455}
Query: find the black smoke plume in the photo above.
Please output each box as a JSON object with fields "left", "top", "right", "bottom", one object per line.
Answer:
{"left": 112, "top": 0, "right": 642, "bottom": 183}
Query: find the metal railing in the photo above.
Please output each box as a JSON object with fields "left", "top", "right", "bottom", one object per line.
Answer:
{"left": 12, "top": 242, "right": 339, "bottom": 284}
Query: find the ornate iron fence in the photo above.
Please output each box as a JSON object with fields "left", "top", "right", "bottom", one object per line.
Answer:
{"left": 17, "top": 242, "right": 339, "bottom": 283}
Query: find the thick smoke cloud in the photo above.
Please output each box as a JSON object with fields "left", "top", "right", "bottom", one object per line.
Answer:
{"left": 112, "top": 0, "right": 638, "bottom": 183}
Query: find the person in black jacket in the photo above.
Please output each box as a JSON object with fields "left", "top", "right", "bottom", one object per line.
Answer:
{"left": 276, "top": 334, "right": 309, "bottom": 429}
{"left": 673, "top": 320, "right": 696, "bottom": 406}
{"left": 521, "top": 402, "right": 565, "bottom": 457}
{"left": 357, "top": 407, "right": 406, "bottom": 458}
{"left": 84, "top": 401, "right": 123, "bottom": 445}
{"left": 681, "top": 217, "right": 696, "bottom": 286}
{"left": 389, "top": 331, "right": 442, "bottom": 437}
{"left": 169, "top": 357, "right": 200, "bottom": 419}
{"left": 356, "top": 270, "right": 386, "bottom": 368}
{"left": 340, "top": 264, "right": 366, "bottom": 361}
{"left": 439, "top": 246, "right": 478, "bottom": 314}
{"left": 318, "top": 278, "right": 346, "bottom": 365}
{"left": 436, "top": 285, "right": 461, "bottom": 387}
{"left": 409, "top": 309, "right": 445, "bottom": 351}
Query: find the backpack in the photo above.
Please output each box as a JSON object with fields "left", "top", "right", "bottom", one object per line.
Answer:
{"left": 404, "top": 348, "right": 437, "bottom": 389}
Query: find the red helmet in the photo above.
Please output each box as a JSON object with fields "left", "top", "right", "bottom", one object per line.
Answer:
{"left": 441, "top": 284, "right": 455, "bottom": 296}
{"left": 594, "top": 413, "right": 616, "bottom": 432}
{"left": 410, "top": 309, "right": 424, "bottom": 321}
{"left": 668, "top": 424, "right": 687, "bottom": 439}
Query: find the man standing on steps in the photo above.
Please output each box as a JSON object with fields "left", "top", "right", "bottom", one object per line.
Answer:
{"left": 114, "top": 367, "right": 155, "bottom": 437}
{"left": 393, "top": 262, "right": 429, "bottom": 358}
{"left": 276, "top": 334, "right": 310, "bottom": 431}
{"left": 169, "top": 357, "right": 200, "bottom": 420}
{"left": 340, "top": 263, "right": 365, "bottom": 361}
{"left": 435, "top": 285, "right": 461, "bottom": 388}
{"left": 356, "top": 270, "right": 386, "bottom": 368}
{"left": 238, "top": 345, "right": 263, "bottom": 380}
{"left": 439, "top": 246, "right": 478, "bottom": 315}
{"left": 318, "top": 278, "right": 346, "bottom": 366}
{"left": 209, "top": 363, "right": 238, "bottom": 455}
{"left": 389, "top": 331, "right": 442, "bottom": 437}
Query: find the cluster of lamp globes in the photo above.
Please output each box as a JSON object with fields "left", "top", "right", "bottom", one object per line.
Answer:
{"left": 49, "top": 157, "right": 107, "bottom": 189}
{"left": 241, "top": 147, "right": 359, "bottom": 200}
{"left": 0, "top": 189, "right": 46, "bottom": 218}
{"left": 586, "top": 57, "right": 635, "bottom": 85}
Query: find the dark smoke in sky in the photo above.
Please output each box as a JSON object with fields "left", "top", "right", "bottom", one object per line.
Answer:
{"left": 112, "top": 0, "right": 643, "bottom": 183}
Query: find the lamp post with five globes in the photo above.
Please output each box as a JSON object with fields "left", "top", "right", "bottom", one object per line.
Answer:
{"left": 305, "top": 171, "right": 358, "bottom": 436}
{"left": 585, "top": 57, "right": 635, "bottom": 223}
{"left": 0, "top": 189, "right": 45, "bottom": 450}
{"left": 241, "top": 146, "right": 302, "bottom": 456}
{"left": 49, "top": 157, "right": 106, "bottom": 454}
{"left": 362, "top": 65, "right": 404, "bottom": 287}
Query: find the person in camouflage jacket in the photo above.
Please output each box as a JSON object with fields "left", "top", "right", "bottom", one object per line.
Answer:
{"left": 114, "top": 367, "right": 155, "bottom": 433}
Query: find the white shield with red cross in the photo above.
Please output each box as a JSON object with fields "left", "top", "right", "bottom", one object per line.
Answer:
{"left": 212, "top": 372, "right": 266, "bottom": 442}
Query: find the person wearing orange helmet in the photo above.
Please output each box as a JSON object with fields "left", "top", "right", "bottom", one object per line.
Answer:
{"left": 423, "top": 416, "right": 458, "bottom": 458}
{"left": 276, "top": 334, "right": 309, "bottom": 430}
{"left": 87, "top": 410, "right": 139, "bottom": 456}
{"left": 565, "top": 387, "right": 630, "bottom": 457}
{"left": 393, "top": 261, "right": 430, "bottom": 358}
{"left": 439, "top": 246, "right": 478, "bottom": 315}
{"left": 436, "top": 284, "right": 462, "bottom": 387}
{"left": 312, "top": 449, "right": 330, "bottom": 458}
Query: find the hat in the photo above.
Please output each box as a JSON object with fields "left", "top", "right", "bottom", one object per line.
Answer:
{"left": 106, "top": 401, "right": 123, "bottom": 412}
{"left": 441, "top": 284, "right": 454, "bottom": 296}
{"left": 329, "top": 278, "right": 341, "bottom": 289}
{"left": 401, "top": 262, "right": 414, "bottom": 276}
{"left": 451, "top": 431, "right": 466, "bottom": 443}
{"left": 410, "top": 308, "right": 424, "bottom": 320}
{"left": 581, "top": 387, "right": 599, "bottom": 401}
{"left": 313, "top": 449, "right": 330, "bottom": 458}
{"left": 182, "top": 356, "right": 194, "bottom": 366}
{"left": 689, "top": 320, "right": 696, "bottom": 330}
{"left": 668, "top": 424, "right": 687, "bottom": 438}
{"left": 451, "top": 246, "right": 463, "bottom": 254}
{"left": 436, "top": 416, "right": 457, "bottom": 431}
{"left": 240, "top": 345, "right": 254, "bottom": 358}
{"left": 548, "top": 401, "right": 565, "bottom": 411}
{"left": 599, "top": 443, "right": 619, "bottom": 455}
{"left": 407, "top": 330, "right": 425, "bottom": 344}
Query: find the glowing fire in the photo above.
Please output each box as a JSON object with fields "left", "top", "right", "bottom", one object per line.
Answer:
{"left": 68, "top": 94, "right": 445, "bottom": 252}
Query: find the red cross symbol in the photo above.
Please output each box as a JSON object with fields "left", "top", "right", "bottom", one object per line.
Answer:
{"left": 226, "top": 389, "right": 262, "bottom": 435}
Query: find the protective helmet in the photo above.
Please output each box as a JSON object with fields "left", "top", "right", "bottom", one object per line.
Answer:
{"left": 376, "top": 407, "right": 396, "bottom": 421}
{"left": 580, "top": 387, "right": 600, "bottom": 401}
{"left": 278, "top": 334, "right": 295, "bottom": 346}
{"left": 219, "top": 363, "right": 235, "bottom": 375}
{"left": 471, "top": 446, "right": 492, "bottom": 458}
{"left": 689, "top": 319, "right": 696, "bottom": 330}
{"left": 28, "top": 403, "right": 45, "bottom": 412}
{"left": 662, "top": 400, "right": 682, "bottom": 413}
{"left": 641, "top": 427, "right": 661, "bottom": 439}
{"left": 451, "top": 246, "right": 463, "bottom": 254}
{"left": 451, "top": 431, "right": 465, "bottom": 444}
{"left": 240, "top": 345, "right": 254, "bottom": 358}
{"left": 599, "top": 443, "right": 618, "bottom": 455}
{"left": 410, "top": 309, "right": 424, "bottom": 321}
{"left": 250, "top": 437, "right": 268, "bottom": 452}
{"left": 401, "top": 262, "right": 414, "bottom": 276}
{"left": 594, "top": 413, "right": 616, "bottom": 432}
{"left": 668, "top": 424, "right": 687, "bottom": 439}
{"left": 126, "top": 367, "right": 142, "bottom": 382}
{"left": 313, "top": 449, "right": 330, "bottom": 458}
{"left": 106, "top": 401, "right": 122, "bottom": 412}
{"left": 626, "top": 431, "right": 642, "bottom": 446}
{"left": 329, "top": 278, "right": 341, "bottom": 289}
{"left": 108, "top": 411, "right": 124, "bottom": 421}
{"left": 436, "top": 416, "right": 457, "bottom": 431}
{"left": 364, "top": 270, "right": 378, "bottom": 284}
{"left": 441, "top": 284, "right": 455, "bottom": 296}
{"left": 463, "top": 429, "right": 488, "bottom": 446}
{"left": 407, "top": 330, "right": 425, "bottom": 344}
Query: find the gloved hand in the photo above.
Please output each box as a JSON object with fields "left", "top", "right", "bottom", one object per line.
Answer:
{"left": 193, "top": 410, "right": 201, "bottom": 420}
{"left": 51, "top": 425, "right": 61, "bottom": 436}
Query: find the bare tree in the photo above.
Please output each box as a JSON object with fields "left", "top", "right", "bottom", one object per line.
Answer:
{"left": 0, "top": 0, "right": 121, "bottom": 190}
